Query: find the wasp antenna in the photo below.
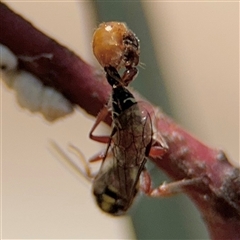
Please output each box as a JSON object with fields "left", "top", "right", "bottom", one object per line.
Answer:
{"left": 49, "top": 141, "right": 92, "bottom": 185}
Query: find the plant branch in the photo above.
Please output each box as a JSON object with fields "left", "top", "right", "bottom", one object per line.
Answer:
{"left": 1, "top": 3, "right": 239, "bottom": 239}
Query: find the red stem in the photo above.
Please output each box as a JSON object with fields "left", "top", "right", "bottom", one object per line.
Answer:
{"left": 1, "top": 3, "right": 239, "bottom": 239}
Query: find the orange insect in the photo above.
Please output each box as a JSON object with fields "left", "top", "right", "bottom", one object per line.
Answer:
{"left": 93, "top": 21, "right": 139, "bottom": 86}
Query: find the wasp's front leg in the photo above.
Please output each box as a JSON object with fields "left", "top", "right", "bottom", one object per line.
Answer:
{"left": 140, "top": 170, "right": 201, "bottom": 197}
{"left": 89, "top": 104, "right": 111, "bottom": 144}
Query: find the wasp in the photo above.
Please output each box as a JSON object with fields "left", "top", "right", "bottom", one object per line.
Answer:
{"left": 67, "top": 22, "right": 199, "bottom": 215}
{"left": 83, "top": 65, "right": 170, "bottom": 215}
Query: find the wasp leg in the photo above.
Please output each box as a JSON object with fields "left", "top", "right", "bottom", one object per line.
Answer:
{"left": 149, "top": 131, "right": 169, "bottom": 159}
{"left": 149, "top": 178, "right": 202, "bottom": 197}
{"left": 69, "top": 144, "right": 113, "bottom": 176}
{"left": 88, "top": 149, "right": 113, "bottom": 163}
{"left": 138, "top": 104, "right": 168, "bottom": 159}
{"left": 121, "top": 67, "right": 138, "bottom": 86}
{"left": 89, "top": 104, "right": 111, "bottom": 144}
{"left": 140, "top": 170, "right": 201, "bottom": 197}
{"left": 50, "top": 141, "right": 92, "bottom": 182}
{"left": 68, "top": 144, "right": 93, "bottom": 178}
{"left": 139, "top": 169, "right": 152, "bottom": 194}
{"left": 149, "top": 144, "right": 168, "bottom": 158}
{"left": 88, "top": 149, "right": 106, "bottom": 163}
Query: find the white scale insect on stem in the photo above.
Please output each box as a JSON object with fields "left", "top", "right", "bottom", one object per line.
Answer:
{"left": 1, "top": 44, "right": 74, "bottom": 121}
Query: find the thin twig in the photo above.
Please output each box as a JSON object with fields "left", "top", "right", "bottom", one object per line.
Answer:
{"left": 1, "top": 3, "right": 239, "bottom": 239}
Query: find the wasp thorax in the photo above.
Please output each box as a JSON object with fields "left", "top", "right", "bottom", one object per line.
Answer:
{"left": 92, "top": 22, "right": 140, "bottom": 71}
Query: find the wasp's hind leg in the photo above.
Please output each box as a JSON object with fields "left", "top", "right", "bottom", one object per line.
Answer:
{"left": 149, "top": 130, "right": 169, "bottom": 159}
{"left": 140, "top": 169, "right": 201, "bottom": 197}
{"left": 151, "top": 108, "right": 169, "bottom": 155}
